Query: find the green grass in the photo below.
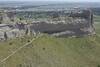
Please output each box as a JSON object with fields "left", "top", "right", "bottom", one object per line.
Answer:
{"left": 94, "top": 15, "right": 100, "bottom": 22}
{"left": 0, "top": 16, "right": 100, "bottom": 67}
{"left": 0, "top": 35, "right": 100, "bottom": 67}
{"left": 94, "top": 15, "right": 100, "bottom": 34}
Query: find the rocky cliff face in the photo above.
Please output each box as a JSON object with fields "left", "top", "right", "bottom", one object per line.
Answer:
{"left": 29, "top": 9, "right": 95, "bottom": 37}
{"left": 0, "top": 24, "right": 25, "bottom": 40}
{"left": 0, "top": 9, "right": 95, "bottom": 40}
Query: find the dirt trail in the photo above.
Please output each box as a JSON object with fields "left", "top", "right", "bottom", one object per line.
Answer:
{"left": 0, "top": 34, "right": 43, "bottom": 64}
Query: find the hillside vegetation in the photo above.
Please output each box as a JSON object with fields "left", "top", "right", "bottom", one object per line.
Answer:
{"left": 0, "top": 16, "right": 100, "bottom": 67}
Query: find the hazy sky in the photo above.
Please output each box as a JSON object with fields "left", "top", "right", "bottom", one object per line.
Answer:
{"left": 1, "top": 0, "right": 100, "bottom": 2}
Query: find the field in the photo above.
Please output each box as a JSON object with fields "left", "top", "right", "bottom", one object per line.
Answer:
{"left": 94, "top": 15, "right": 100, "bottom": 34}
{"left": 0, "top": 16, "right": 100, "bottom": 67}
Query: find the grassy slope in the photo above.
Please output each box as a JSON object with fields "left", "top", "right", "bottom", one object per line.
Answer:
{"left": 94, "top": 16, "right": 100, "bottom": 34}
{"left": 0, "top": 17, "right": 100, "bottom": 67}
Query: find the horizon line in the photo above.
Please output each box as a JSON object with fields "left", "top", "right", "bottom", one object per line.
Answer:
{"left": 0, "top": 1, "right": 100, "bottom": 2}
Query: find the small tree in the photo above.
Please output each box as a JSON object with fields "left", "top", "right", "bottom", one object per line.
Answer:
{"left": 4, "top": 32, "right": 8, "bottom": 40}
{"left": 0, "top": 16, "right": 3, "bottom": 24}
{"left": 0, "top": 21, "right": 2, "bottom": 24}
{"left": 98, "top": 65, "right": 100, "bottom": 67}
{"left": 25, "top": 28, "right": 28, "bottom": 35}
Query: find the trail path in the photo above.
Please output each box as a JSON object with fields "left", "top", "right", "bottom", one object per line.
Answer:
{"left": 0, "top": 34, "right": 42, "bottom": 64}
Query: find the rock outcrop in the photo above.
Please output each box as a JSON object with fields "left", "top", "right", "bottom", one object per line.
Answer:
{"left": 0, "top": 9, "right": 95, "bottom": 40}
{"left": 0, "top": 24, "right": 26, "bottom": 40}
{"left": 29, "top": 9, "right": 95, "bottom": 37}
